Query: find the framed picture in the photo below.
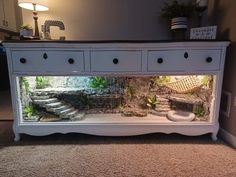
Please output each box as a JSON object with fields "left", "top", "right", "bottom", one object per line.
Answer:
{"left": 190, "top": 26, "right": 217, "bottom": 40}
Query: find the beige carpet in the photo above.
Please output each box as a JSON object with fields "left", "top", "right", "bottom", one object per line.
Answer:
{"left": 0, "top": 122, "right": 235, "bottom": 177}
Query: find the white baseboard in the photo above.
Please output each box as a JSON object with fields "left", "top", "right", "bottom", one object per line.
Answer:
{"left": 219, "top": 128, "right": 236, "bottom": 148}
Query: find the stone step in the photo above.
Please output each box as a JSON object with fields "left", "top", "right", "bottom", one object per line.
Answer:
{"left": 58, "top": 107, "right": 75, "bottom": 115}
{"left": 156, "top": 97, "right": 168, "bottom": 101}
{"left": 44, "top": 102, "right": 63, "bottom": 108}
{"left": 157, "top": 105, "right": 171, "bottom": 109}
{"left": 60, "top": 110, "right": 79, "bottom": 119}
{"left": 70, "top": 112, "right": 86, "bottom": 121}
{"left": 47, "top": 105, "right": 71, "bottom": 112}
{"left": 168, "top": 95, "right": 203, "bottom": 105}
{"left": 32, "top": 92, "right": 48, "bottom": 96}
{"left": 155, "top": 107, "right": 171, "bottom": 112}
{"left": 33, "top": 98, "right": 58, "bottom": 105}
{"left": 150, "top": 110, "right": 168, "bottom": 117}
{"left": 157, "top": 100, "right": 169, "bottom": 104}
{"left": 31, "top": 95, "right": 50, "bottom": 100}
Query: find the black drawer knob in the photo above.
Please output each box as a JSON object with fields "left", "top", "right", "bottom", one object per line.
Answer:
{"left": 184, "top": 52, "right": 189, "bottom": 59}
{"left": 43, "top": 53, "right": 48, "bottom": 59}
{"left": 68, "top": 58, "right": 74, "bottom": 64}
{"left": 113, "top": 58, "right": 119, "bottom": 64}
{"left": 157, "top": 58, "right": 163, "bottom": 64}
{"left": 206, "top": 57, "right": 213, "bottom": 63}
{"left": 20, "top": 58, "right": 26, "bottom": 64}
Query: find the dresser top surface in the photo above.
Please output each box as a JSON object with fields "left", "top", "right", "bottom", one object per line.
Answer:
{"left": 2, "top": 39, "right": 230, "bottom": 44}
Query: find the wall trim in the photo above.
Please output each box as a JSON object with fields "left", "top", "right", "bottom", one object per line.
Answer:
{"left": 219, "top": 128, "right": 236, "bottom": 148}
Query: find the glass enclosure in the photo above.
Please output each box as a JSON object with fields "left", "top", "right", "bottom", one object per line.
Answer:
{"left": 18, "top": 75, "right": 215, "bottom": 123}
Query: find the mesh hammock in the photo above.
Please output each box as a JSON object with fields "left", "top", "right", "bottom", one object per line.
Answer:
{"left": 164, "top": 76, "right": 203, "bottom": 94}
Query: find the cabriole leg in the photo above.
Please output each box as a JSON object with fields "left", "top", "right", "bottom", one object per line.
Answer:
{"left": 14, "top": 133, "right": 21, "bottom": 142}
{"left": 13, "top": 121, "right": 20, "bottom": 142}
{"left": 211, "top": 132, "right": 218, "bottom": 141}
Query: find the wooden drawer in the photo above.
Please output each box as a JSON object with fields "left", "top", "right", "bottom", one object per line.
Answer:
{"left": 11, "top": 50, "right": 84, "bottom": 73}
{"left": 91, "top": 51, "right": 142, "bottom": 72}
{"left": 148, "top": 49, "right": 221, "bottom": 72}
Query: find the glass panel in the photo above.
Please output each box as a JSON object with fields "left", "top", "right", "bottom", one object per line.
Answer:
{"left": 18, "top": 75, "right": 214, "bottom": 123}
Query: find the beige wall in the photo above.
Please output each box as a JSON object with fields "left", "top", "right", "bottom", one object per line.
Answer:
{"left": 208, "top": 0, "right": 236, "bottom": 136}
{"left": 21, "top": 0, "right": 175, "bottom": 40}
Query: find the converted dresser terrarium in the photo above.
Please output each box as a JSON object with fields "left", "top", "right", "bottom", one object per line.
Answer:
{"left": 3, "top": 41, "right": 229, "bottom": 141}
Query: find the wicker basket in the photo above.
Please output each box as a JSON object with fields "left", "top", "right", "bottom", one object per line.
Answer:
{"left": 164, "top": 76, "right": 203, "bottom": 94}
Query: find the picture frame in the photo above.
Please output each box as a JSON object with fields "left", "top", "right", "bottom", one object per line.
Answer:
{"left": 190, "top": 26, "right": 217, "bottom": 40}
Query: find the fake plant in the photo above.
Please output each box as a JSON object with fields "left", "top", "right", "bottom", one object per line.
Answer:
{"left": 20, "top": 77, "right": 29, "bottom": 94}
{"left": 89, "top": 76, "right": 108, "bottom": 89}
{"left": 144, "top": 95, "right": 158, "bottom": 109}
{"left": 125, "top": 85, "right": 136, "bottom": 100}
{"left": 23, "top": 105, "right": 38, "bottom": 118}
{"left": 160, "top": 0, "right": 196, "bottom": 19}
{"left": 193, "top": 106, "right": 205, "bottom": 117}
{"left": 20, "top": 24, "right": 33, "bottom": 30}
{"left": 35, "top": 76, "right": 50, "bottom": 89}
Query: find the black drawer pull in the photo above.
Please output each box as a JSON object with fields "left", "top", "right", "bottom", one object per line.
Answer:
{"left": 206, "top": 57, "right": 213, "bottom": 63}
{"left": 184, "top": 52, "right": 189, "bottom": 59}
{"left": 113, "top": 58, "right": 119, "bottom": 64}
{"left": 20, "top": 58, "right": 26, "bottom": 64}
{"left": 43, "top": 53, "right": 48, "bottom": 59}
{"left": 68, "top": 58, "right": 74, "bottom": 64}
{"left": 157, "top": 58, "right": 163, "bottom": 64}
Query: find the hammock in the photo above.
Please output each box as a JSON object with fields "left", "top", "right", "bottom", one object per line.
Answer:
{"left": 164, "top": 76, "right": 203, "bottom": 94}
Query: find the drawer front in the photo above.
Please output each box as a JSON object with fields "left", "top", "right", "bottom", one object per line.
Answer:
{"left": 187, "top": 50, "right": 221, "bottom": 71}
{"left": 91, "top": 51, "right": 142, "bottom": 72}
{"left": 148, "top": 49, "right": 221, "bottom": 72}
{"left": 12, "top": 51, "right": 84, "bottom": 73}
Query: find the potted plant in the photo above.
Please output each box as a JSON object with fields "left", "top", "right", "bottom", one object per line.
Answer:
{"left": 161, "top": 0, "right": 196, "bottom": 40}
{"left": 19, "top": 24, "right": 33, "bottom": 37}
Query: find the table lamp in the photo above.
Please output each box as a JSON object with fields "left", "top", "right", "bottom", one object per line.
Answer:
{"left": 196, "top": 0, "right": 208, "bottom": 27}
{"left": 18, "top": 0, "right": 49, "bottom": 38}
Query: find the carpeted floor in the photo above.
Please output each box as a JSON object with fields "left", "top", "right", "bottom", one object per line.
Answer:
{"left": 0, "top": 121, "right": 235, "bottom": 177}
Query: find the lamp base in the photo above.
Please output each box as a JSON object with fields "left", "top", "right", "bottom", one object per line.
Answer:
{"left": 33, "top": 3, "right": 40, "bottom": 38}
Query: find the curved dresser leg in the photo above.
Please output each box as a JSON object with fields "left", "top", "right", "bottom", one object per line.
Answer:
{"left": 211, "top": 132, "right": 218, "bottom": 141}
{"left": 14, "top": 133, "right": 21, "bottom": 142}
{"left": 211, "top": 123, "right": 220, "bottom": 141}
{"left": 13, "top": 121, "right": 20, "bottom": 142}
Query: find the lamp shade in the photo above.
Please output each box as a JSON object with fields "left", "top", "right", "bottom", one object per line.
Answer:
{"left": 18, "top": 0, "right": 49, "bottom": 11}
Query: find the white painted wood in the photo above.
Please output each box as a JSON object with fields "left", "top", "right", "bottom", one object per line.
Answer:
{"left": 186, "top": 49, "right": 221, "bottom": 71}
{"left": 11, "top": 50, "right": 84, "bottom": 73}
{"left": 2, "top": 41, "right": 230, "bottom": 141}
{"left": 3, "top": 41, "right": 230, "bottom": 49}
{"left": 148, "top": 50, "right": 186, "bottom": 72}
{"left": 91, "top": 50, "right": 142, "bottom": 72}
{"left": 148, "top": 49, "right": 221, "bottom": 72}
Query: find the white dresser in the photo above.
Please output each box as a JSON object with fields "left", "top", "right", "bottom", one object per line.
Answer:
{"left": 3, "top": 41, "right": 230, "bottom": 141}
